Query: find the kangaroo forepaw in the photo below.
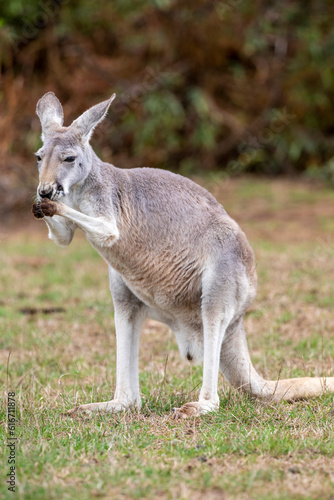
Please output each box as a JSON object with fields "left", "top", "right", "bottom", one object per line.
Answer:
{"left": 32, "top": 202, "right": 45, "bottom": 219}
{"left": 32, "top": 199, "right": 59, "bottom": 219}
{"left": 39, "top": 199, "right": 58, "bottom": 217}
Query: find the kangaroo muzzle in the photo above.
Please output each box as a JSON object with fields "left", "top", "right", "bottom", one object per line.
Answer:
{"left": 38, "top": 183, "right": 63, "bottom": 200}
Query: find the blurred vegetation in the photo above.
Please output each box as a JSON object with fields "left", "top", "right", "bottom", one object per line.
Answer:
{"left": 1, "top": 0, "right": 334, "bottom": 212}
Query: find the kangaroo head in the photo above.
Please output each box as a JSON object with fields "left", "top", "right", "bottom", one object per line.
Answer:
{"left": 35, "top": 92, "right": 116, "bottom": 200}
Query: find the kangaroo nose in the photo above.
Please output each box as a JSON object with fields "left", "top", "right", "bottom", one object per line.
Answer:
{"left": 39, "top": 188, "right": 53, "bottom": 199}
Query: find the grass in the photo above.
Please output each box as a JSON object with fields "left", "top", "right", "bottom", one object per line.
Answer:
{"left": 1, "top": 176, "right": 334, "bottom": 499}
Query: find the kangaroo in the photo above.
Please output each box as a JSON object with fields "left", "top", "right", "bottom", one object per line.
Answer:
{"left": 32, "top": 92, "right": 334, "bottom": 419}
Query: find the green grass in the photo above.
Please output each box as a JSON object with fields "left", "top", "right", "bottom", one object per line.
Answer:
{"left": 1, "top": 177, "right": 334, "bottom": 499}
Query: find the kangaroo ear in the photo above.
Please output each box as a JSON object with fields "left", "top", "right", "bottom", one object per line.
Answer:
{"left": 70, "top": 94, "right": 116, "bottom": 142}
{"left": 36, "top": 92, "right": 64, "bottom": 141}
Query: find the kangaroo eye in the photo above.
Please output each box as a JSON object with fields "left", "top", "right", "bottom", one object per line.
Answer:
{"left": 64, "top": 156, "right": 76, "bottom": 163}
{"left": 36, "top": 155, "right": 42, "bottom": 162}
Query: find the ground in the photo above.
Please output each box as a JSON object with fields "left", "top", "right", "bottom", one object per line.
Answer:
{"left": 1, "top": 176, "right": 334, "bottom": 500}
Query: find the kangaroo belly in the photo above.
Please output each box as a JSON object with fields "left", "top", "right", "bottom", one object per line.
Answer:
{"left": 98, "top": 239, "right": 204, "bottom": 313}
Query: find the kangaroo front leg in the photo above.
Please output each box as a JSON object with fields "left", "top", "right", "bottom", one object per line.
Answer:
{"left": 36, "top": 199, "right": 119, "bottom": 246}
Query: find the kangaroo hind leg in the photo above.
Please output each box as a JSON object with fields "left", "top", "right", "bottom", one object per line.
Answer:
{"left": 219, "top": 318, "right": 269, "bottom": 398}
{"left": 172, "top": 314, "right": 233, "bottom": 419}
{"left": 66, "top": 272, "right": 146, "bottom": 417}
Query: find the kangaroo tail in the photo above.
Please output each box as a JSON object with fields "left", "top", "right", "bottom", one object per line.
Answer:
{"left": 220, "top": 319, "right": 334, "bottom": 402}
{"left": 256, "top": 377, "right": 334, "bottom": 402}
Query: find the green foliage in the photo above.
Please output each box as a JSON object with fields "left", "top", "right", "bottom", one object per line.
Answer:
{"left": 1, "top": 0, "right": 334, "bottom": 182}
{"left": 133, "top": 91, "right": 185, "bottom": 156}
{"left": 308, "top": 157, "right": 334, "bottom": 187}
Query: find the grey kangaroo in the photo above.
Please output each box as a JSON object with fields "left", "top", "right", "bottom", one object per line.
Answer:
{"left": 32, "top": 92, "right": 334, "bottom": 418}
